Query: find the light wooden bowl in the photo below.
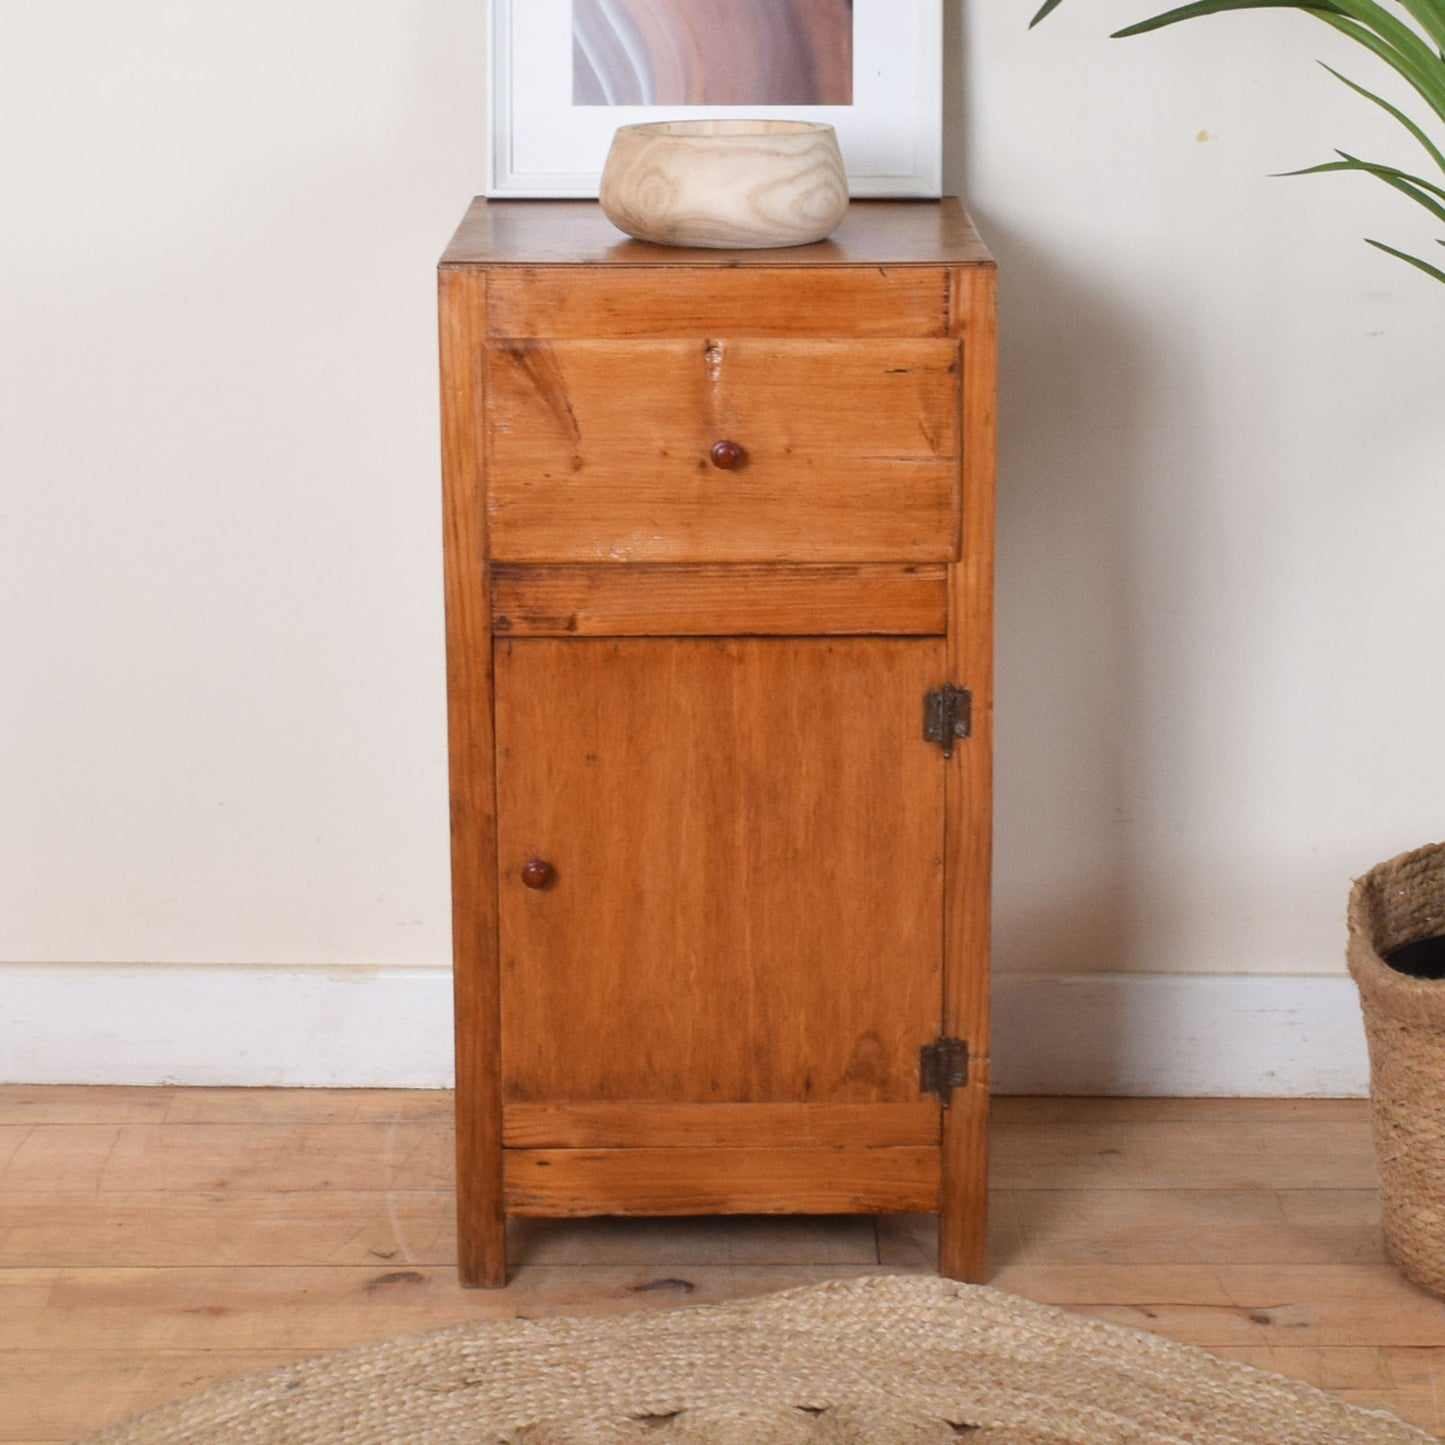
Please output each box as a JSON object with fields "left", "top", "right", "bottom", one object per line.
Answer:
{"left": 599, "top": 120, "right": 849, "bottom": 250}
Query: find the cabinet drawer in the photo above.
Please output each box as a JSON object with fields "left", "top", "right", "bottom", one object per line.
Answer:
{"left": 483, "top": 337, "right": 961, "bottom": 563}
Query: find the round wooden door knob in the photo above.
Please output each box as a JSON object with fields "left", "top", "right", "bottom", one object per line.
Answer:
{"left": 710, "top": 439, "right": 745, "bottom": 470}
{"left": 520, "top": 859, "right": 556, "bottom": 890}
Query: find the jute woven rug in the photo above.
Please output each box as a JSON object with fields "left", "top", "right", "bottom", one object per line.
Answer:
{"left": 80, "top": 1274, "right": 1431, "bottom": 1444}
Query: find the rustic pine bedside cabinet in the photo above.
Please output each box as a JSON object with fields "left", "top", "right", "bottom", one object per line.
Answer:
{"left": 439, "top": 198, "right": 996, "bottom": 1288}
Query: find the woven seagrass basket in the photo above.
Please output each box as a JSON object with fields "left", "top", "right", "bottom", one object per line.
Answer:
{"left": 1348, "top": 841, "right": 1445, "bottom": 1296}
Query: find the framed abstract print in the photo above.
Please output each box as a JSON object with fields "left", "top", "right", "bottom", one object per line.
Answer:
{"left": 487, "top": 0, "right": 943, "bottom": 198}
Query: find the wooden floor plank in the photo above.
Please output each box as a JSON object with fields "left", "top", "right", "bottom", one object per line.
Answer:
{"left": 1, "top": 1089, "right": 1439, "bottom": 1443}
{"left": 1339, "top": 1390, "right": 1441, "bottom": 1432}
{"left": 1214, "top": 1344, "right": 1445, "bottom": 1392}
{"left": 880, "top": 1191, "right": 1389, "bottom": 1270}
{"left": 992, "top": 1118, "right": 1379, "bottom": 1191}
{"left": 992, "top": 1096, "right": 1371, "bottom": 1124}
{"left": 1211, "top": 1346, "right": 1445, "bottom": 1433}
{"left": 0, "top": 1197, "right": 881, "bottom": 1271}
{"left": 0, "top": 1263, "right": 897, "bottom": 1353}
{"left": 995, "top": 1187, "right": 1388, "bottom": 1265}
{"left": 0, "top": 1191, "right": 458, "bottom": 1268}
{"left": 0, "top": 1086, "right": 178, "bottom": 1126}
{"left": 0, "top": 1351, "right": 301, "bottom": 1443}
{"left": 0, "top": 1265, "right": 510, "bottom": 1354}
{"left": 0, "top": 1085, "right": 450, "bottom": 1127}
{"left": 991, "top": 1263, "right": 1445, "bottom": 1349}
{"left": 154, "top": 1089, "right": 451, "bottom": 1126}
{"left": 0, "top": 1121, "right": 453, "bottom": 1194}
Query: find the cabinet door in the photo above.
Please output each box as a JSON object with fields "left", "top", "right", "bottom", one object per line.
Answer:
{"left": 494, "top": 637, "right": 946, "bottom": 1117}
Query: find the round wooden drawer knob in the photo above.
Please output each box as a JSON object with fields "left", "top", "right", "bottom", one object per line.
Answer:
{"left": 710, "top": 440, "right": 745, "bottom": 471}
{"left": 520, "top": 859, "right": 556, "bottom": 890}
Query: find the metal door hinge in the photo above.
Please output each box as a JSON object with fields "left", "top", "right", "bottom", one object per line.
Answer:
{"left": 924, "top": 685, "right": 972, "bottom": 759}
{"left": 920, "top": 1037, "right": 970, "bottom": 1108}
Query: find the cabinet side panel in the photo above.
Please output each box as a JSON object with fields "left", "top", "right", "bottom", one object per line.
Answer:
{"left": 440, "top": 267, "right": 505, "bottom": 1288}
{"left": 940, "top": 262, "right": 997, "bottom": 1284}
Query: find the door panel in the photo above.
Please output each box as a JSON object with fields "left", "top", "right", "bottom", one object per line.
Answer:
{"left": 494, "top": 637, "right": 946, "bottom": 1107}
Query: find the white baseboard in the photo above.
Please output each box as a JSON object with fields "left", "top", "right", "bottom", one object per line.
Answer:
{"left": 0, "top": 964, "right": 1371, "bottom": 1095}
{"left": 1, "top": 963, "right": 455, "bottom": 1088}
{"left": 990, "top": 973, "right": 1369, "bottom": 1097}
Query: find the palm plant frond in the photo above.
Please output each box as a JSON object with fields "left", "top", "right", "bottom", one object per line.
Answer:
{"left": 1367, "top": 235, "right": 1445, "bottom": 278}
{"left": 1282, "top": 151, "right": 1445, "bottom": 222}
{"left": 1319, "top": 64, "right": 1445, "bottom": 175}
{"left": 1031, "top": 0, "right": 1445, "bottom": 286}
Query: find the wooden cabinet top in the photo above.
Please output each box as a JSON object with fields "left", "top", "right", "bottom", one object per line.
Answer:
{"left": 440, "top": 197, "right": 994, "bottom": 270}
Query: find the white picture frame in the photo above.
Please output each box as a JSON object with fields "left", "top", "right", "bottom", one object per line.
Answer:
{"left": 487, "top": 0, "right": 943, "bottom": 199}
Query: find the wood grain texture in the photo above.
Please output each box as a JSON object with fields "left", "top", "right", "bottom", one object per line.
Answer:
{"left": 0, "top": 1121, "right": 449, "bottom": 1194}
{"left": 491, "top": 564, "right": 948, "bottom": 637}
{"left": 443, "top": 205, "right": 995, "bottom": 1286}
{"left": 502, "top": 1103, "right": 940, "bottom": 1150}
{"left": 494, "top": 637, "right": 944, "bottom": 1109}
{"left": 983, "top": 1188, "right": 1387, "bottom": 1266}
{"left": 483, "top": 338, "right": 960, "bottom": 564}
{"left": 0, "top": 1086, "right": 452, "bottom": 1127}
{"left": 485, "top": 268, "right": 950, "bottom": 340}
{"left": 598, "top": 121, "right": 849, "bottom": 249}
{"left": 940, "top": 1058, "right": 991, "bottom": 1284}
{"left": 939, "top": 262, "right": 998, "bottom": 1285}
{"left": 0, "top": 1191, "right": 455, "bottom": 1268}
{"left": 987, "top": 1263, "right": 1445, "bottom": 1350}
{"left": 440, "top": 198, "right": 993, "bottom": 269}
{"left": 507, "top": 1214, "right": 880, "bottom": 1267}
{"left": 991, "top": 1117, "right": 1380, "bottom": 1192}
{"left": 503, "top": 1147, "right": 941, "bottom": 1216}
{"left": 9, "top": 1091, "right": 1445, "bottom": 1441}
{"left": 439, "top": 268, "right": 505, "bottom": 1288}
{"left": 1, "top": 1349, "right": 305, "bottom": 1445}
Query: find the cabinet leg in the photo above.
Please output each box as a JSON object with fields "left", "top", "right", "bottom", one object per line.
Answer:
{"left": 937, "top": 1076, "right": 989, "bottom": 1282}
{"left": 455, "top": 1066, "right": 507, "bottom": 1287}
{"left": 456, "top": 1184, "right": 508, "bottom": 1289}
{"left": 457, "top": 1225, "right": 508, "bottom": 1289}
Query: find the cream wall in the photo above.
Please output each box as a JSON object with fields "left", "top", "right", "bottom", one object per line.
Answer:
{"left": 2, "top": 2, "right": 483, "bottom": 966}
{"left": 972, "top": 4, "right": 1445, "bottom": 981}
{"left": 2, "top": 3, "right": 1441, "bottom": 1088}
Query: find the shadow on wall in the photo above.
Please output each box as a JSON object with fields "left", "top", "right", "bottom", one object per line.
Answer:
{"left": 942, "top": 0, "right": 1189, "bottom": 985}
{"left": 963, "top": 211, "right": 1216, "bottom": 980}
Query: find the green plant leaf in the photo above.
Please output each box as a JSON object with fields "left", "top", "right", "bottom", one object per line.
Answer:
{"left": 1029, "top": 0, "right": 1069, "bottom": 26}
{"left": 1112, "top": 0, "right": 1422, "bottom": 67}
{"left": 1313, "top": 12, "right": 1445, "bottom": 130}
{"left": 1319, "top": 63, "right": 1445, "bottom": 176}
{"left": 1110, "top": 0, "right": 1344, "bottom": 38}
{"left": 1026, "top": 0, "right": 1445, "bottom": 288}
{"left": 1366, "top": 235, "right": 1445, "bottom": 280}
{"left": 1391, "top": 0, "right": 1445, "bottom": 55}
{"left": 1284, "top": 151, "right": 1445, "bottom": 221}
{"left": 1352, "top": 150, "right": 1445, "bottom": 198}
{"left": 1103, "top": 2, "right": 1445, "bottom": 130}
